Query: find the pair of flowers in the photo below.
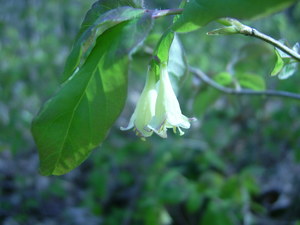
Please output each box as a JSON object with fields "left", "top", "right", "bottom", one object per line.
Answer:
{"left": 121, "top": 63, "right": 194, "bottom": 139}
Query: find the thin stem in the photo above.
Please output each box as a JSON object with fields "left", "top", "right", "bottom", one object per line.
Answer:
{"left": 215, "top": 18, "right": 300, "bottom": 62}
{"left": 189, "top": 67, "right": 300, "bottom": 100}
{"left": 147, "top": 8, "right": 183, "bottom": 19}
{"left": 149, "top": 10, "right": 300, "bottom": 61}
{"left": 239, "top": 26, "right": 300, "bottom": 62}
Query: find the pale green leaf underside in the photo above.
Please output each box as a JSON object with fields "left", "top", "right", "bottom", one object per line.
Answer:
{"left": 278, "top": 62, "right": 298, "bottom": 80}
{"left": 168, "top": 34, "right": 188, "bottom": 93}
{"left": 272, "top": 44, "right": 299, "bottom": 79}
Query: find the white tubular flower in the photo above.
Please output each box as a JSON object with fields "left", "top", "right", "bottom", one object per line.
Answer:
{"left": 148, "top": 63, "right": 194, "bottom": 138}
{"left": 121, "top": 68, "right": 157, "bottom": 138}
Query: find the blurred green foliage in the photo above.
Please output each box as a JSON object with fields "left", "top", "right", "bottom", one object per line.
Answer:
{"left": 0, "top": 0, "right": 95, "bottom": 152}
{"left": 1, "top": 0, "right": 300, "bottom": 224}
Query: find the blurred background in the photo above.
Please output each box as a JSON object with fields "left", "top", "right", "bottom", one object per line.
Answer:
{"left": 1, "top": 0, "right": 300, "bottom": 224}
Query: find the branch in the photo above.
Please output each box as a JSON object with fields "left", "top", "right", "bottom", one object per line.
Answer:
{"left": 239, "top": 28, "right": 300, "bottom": 62}
{"left": 189, "top": 66, "right": 300, "bottom": 101}
{"left": 150, "top": 10, "right": 300, "bottom": 61}
{"left": 213, "top": 18, "right": 300, "bottom": 62}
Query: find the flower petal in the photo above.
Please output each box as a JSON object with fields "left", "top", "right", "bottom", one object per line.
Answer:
{"left": 148, "top": 63, "right": 194, "bottom": 137}
{"left": 120, "top": 67, "right": 158, "bottom": 138}
{"left": 120, "top": 111, "right": 136, "bottom": 131}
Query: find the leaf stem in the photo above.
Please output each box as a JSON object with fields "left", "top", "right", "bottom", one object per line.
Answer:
{"left": 189, "top": 67, "right": 300, "bottom": 100}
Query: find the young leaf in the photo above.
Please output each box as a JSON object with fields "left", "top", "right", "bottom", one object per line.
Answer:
{"left": 32, "top": 14, "right": 153, "bottom": 176}
{"left": 271, "top": 49, "right": 285, "bottom": 76}
{"left": 271, "top": 42, "right": 299, "bottom": 79}
{"left": 173, "top": 0, "right": 296, "bottom": 32}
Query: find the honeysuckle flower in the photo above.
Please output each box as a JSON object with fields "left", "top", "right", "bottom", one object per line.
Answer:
{"left": 120, "top": 68, "right": 157, "bottom": 138}
{"left": 148, "top": 63, "right": 194, "bottom": 138}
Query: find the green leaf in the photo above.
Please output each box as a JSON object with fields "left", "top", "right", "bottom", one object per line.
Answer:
{"left": 202, "top": 202, "right": 233, "bottom": 225}
{"left": 157, "top": 170, "right": 188, "bottom": 204}
{"left": 32, "top": 14, "right": 153, "bottom": 176}
{"left": 240, "top": 171, "right": 259, "bottom": 194}
{"left": 294, "top": 148, "right": 300, "bottom": 163}
{"left": 62, "top": 3, "right": 145, "bottom": 82}
{"left": 271, "top": 49, "right": 285, "bottom": 76}
{"left": 150, "top": 29, "right": 175, "bottom": 82}
{"left": 214, "top": 72, "right": 232, "bottom": 86}
{"left": 193, "top": 72, "right": 232, "bottom": 117}
{"left": 193, "top": 88, "right": 220, "bottom": 117}
{"left": 233, "top": 43, "right": 273, "bottom": 75}
{"left": 154, "top": 30, "right": 175, "bottom": 64}
{"left": 235, "top": 73, "right": 266, "bottom": 91}
{"left": 153, "top": 0, "right": 191, "bottom": 65}
{"left": 186, "top": 186, "right": 203, "bottom": 212}
{"left": 271, "top": 42, "right": 299, "bottom": 79}
{"left": 219, "top": 176, "right": 240, "bottom": 201}
{"left": 173, "top": 0, "right": 296, "bottom": 32}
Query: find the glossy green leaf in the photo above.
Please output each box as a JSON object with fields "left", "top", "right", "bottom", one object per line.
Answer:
{"left": 32, "top": 14, "right": 153, "bottom": 176}
{"left": 62, "top": 2, "right": 145, "bottom": 82}
{"left": 235, "top": 73, "right": 266, "bottom": 91}
{"left": 174, "top": 0, "right": 296, "bottom": 32}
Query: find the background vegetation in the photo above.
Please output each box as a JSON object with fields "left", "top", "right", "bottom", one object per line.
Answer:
{"left": 1, "top": 0, "right": 300, "bottom": 224}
